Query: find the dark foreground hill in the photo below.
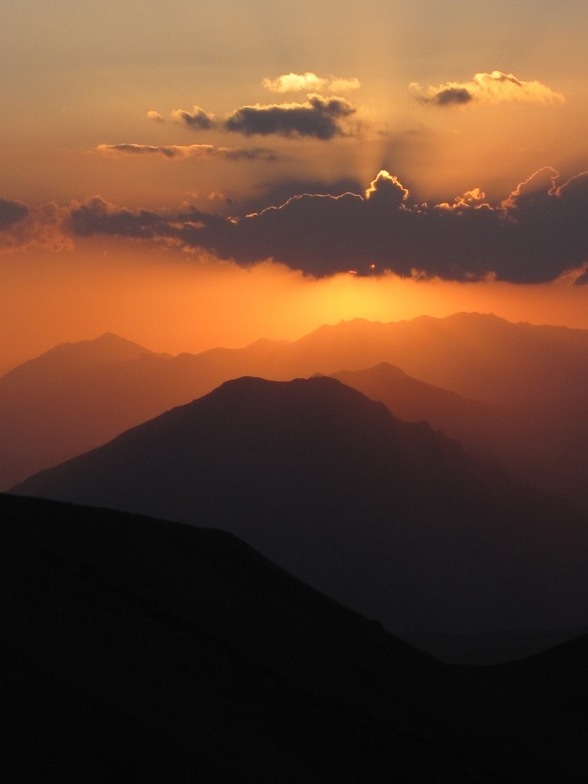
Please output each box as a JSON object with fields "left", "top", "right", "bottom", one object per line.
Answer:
{"left": 2, "top": 493, "right": 588, "bottom": 782}
{"left": 14, "top": 376, "right": 588, "bottom": 660}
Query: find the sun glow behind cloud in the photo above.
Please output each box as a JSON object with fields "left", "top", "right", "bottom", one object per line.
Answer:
{"left": 1, "top": 0, "right": 588, "bottom": 377}
{"left": 2, "top": 237, "right": 588, "bottom": 376}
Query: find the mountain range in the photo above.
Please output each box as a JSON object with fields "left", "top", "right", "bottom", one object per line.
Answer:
{"left": 3, "top": 492, "right": 588, "bottom": 782}
{"left": 3, "top": 312, "right": 588, "bottom": 512}
{"left": 13, "top": 374, "right": 588, "bottom": 661}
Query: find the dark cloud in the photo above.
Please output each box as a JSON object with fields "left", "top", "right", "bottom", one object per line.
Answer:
{"left": 423, "top": 87, "right": 474, "bottom": 106}
{"left": 223, "top": 95, "right": 355, "bottom": 139}
{"left": 0, "top": 201, "right": 70, "bottom": 253}
{"left": 0, "top": 198, "right": 29, "bottom": 230}
{"left": 160, "top": 169, "right": 588, "bottom": 282}
{"left": 170, "top": 95, "right": 357, "bottom": 140}
{"left": 241, "top": 177, "right": 363, "bottom": 213}
{"left": 7, "top": 168, "right": 588, "bottom": 284}
{"left": 65, "top": 197, "right": 168, "bottom": 239}
{"left": 98, "top": 143, "right": 178, "bottom": 158}
{"left": 364, "top": 171, "right": 409, "bottom": 209}
{"left": 95, "top": 143, "right": 276, "bottom": 161}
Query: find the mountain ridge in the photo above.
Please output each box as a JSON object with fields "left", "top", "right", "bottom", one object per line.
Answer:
{"left": 4, "top": 491, "right": 588, "bottom": 781}
{"left": 14, "top": 374, "right": 588, "bottom": 658}
{"left": 4, "top": 312, "right": 588, "bottom": 511}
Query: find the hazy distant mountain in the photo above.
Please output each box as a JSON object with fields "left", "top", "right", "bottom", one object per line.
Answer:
{"left": 0, "top": 334, "right": 168, "bottom": 482}
{"left": 330, "top": 362, "right": 501, "bottom": 449}
{"left": 4, "top": 492, "right": 588, "bottom": 781}
{"left": 4, "top": 313, "right": 588, "bottom": 509}
{"left": 329, "top": 362, "right": 588, "bottom": 513}
{"left": 288, "top": 313, "right": 588, "bottom": 407}
{"left": 0, "top": 333, "right": 287, "bottom": 489}
{"left": 14, "top": 376, "right": 588, "bottom": 658}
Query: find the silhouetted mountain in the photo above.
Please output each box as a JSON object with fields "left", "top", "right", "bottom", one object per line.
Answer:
{"left": 13, "top": 376, "right": 588, "bottom": 661}
{"left": 4, "top": 313, "right": 588, "bottom": 511}
{"left": 328, "top": 362, "right": 588, "bottom": 513}
{"left": 0, "top": 333, "right": 286, "bottom": 489}
{"left": 0, "top": 334, "right": 169, "bottom": 486}
{"left": 483, "top": 633, "right": 588, "bottom": 721}
{"left": 2, "top": 492, "right": 588, "bottom": 781}
{"left": 330, "top": 362, "right": 500, "bottom": 448}
{"left": 290, "top": 313, "right": 588, "bottom": 407}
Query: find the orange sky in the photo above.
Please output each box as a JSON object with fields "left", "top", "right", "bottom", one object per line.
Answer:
{"left": 1, "top": 1, "right": 587, "bottom": 372}
{"left": 2, "top": 239, "right": 588, "bottom": 375}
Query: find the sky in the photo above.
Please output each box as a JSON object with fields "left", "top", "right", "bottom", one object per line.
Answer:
{"left": 1, "top": 0, "right": 588, "bottom": 371}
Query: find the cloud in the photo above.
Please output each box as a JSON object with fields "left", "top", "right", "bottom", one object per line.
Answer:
{"left": 262, "top": 72, "right": 360, "bottom": 94}
{"left": 6, "top": 168, "right": 588, "bottom": 284}
{"left": 241, "top": 176, "right": 364, "bottom": 214}
{"left": 65, "top": 197, "right": 170, "bottom": 240}
{"left": 0, "top": 201, "right": 70, "bottom": 253}
{"left": 146, "top": 110, "right": 165, "bottom": 123}
{"left": 0, "top": 198, "right": 29, "bottom": 230}
{"left": 171, "top": 105, "right": 215, "bottom": 129}
{"left": 122, "top": 167, "right": 588, "bottom": 283}
{"left": 223, "top": 95, "right": 356, "bottom": 139}
{"left": 170, "top": 94, "right": 358, "bottom": 140}
{"left": 364, "top": 170, "right": 409, "bottom": 209}
{"left": 95, "top": 143, "right": 276, "bottom": 161}
{"left": 411, "top": 70, "right": 565, "bottom": 107}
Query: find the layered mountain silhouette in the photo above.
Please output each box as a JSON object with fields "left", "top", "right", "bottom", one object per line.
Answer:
{"left": 312, "top": 313, "right": 588, "bottom": 405}
{"left": 0, "top": 332, "right": 286, "bottom": 489}
{"left": 0, "top": 333, "right": 168, "bottom": 486}
{"left": 328, "top": 362, "right": 588, "bottom": 513}
{"left": 3, "top": 313, "right": 588, "bottom": 511}
{"left": 330, "top": 362, "right": 502, "bottom": 453}
{"left": 3, "top": 492, "right": 588, "bottom": 782}
{"left": 13, "top": 376, "right": 588, "bottom": 661}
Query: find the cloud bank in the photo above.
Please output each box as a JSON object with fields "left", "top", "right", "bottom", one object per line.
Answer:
{"left": 3, "top": 169, "right": 587, "bottom": 284}
{"left": 411, "top": 71, "right": 564, "bottom": 107}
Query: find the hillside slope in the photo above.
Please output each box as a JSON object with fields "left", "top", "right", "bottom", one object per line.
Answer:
{"left": 14, "top": 376, "right": 588, "bottom": 654}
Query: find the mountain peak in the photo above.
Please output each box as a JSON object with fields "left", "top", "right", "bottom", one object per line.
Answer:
{"left": 15, "top": 372, "right": 588, "bottom": 649}
{"left": 1, "top": 333, "right": 156, "bottom": 383}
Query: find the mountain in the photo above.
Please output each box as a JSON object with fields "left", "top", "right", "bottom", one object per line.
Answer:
{"left": 4, "top": 313, "right": 588, "bottom": 510}
{"left": 289, "top": 313, "right": 588, "bottom": 407}
{"left": 480, "top": 633, "right": 588, "bottom": 721}
{"left": 0, "top": 333, "right": 286, "bottom": 490}
{"left": 330, "top": 362, "right": 502, "bottom": 451}
{"left": 0, "top": 334, "right": 168, "bottom": 485}
{"left": 2, "top": 492, "right": 588, "bottom": 781}
{"left": 13, "top": 375, "right": 588, "bottom": 660}
{"left": 329, "top": 361, "right": 588, "bottom": 513}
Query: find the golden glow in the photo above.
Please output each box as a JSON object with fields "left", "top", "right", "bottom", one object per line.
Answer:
{"left": 2, "top": 241, "right": 588, "bottom": 376}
